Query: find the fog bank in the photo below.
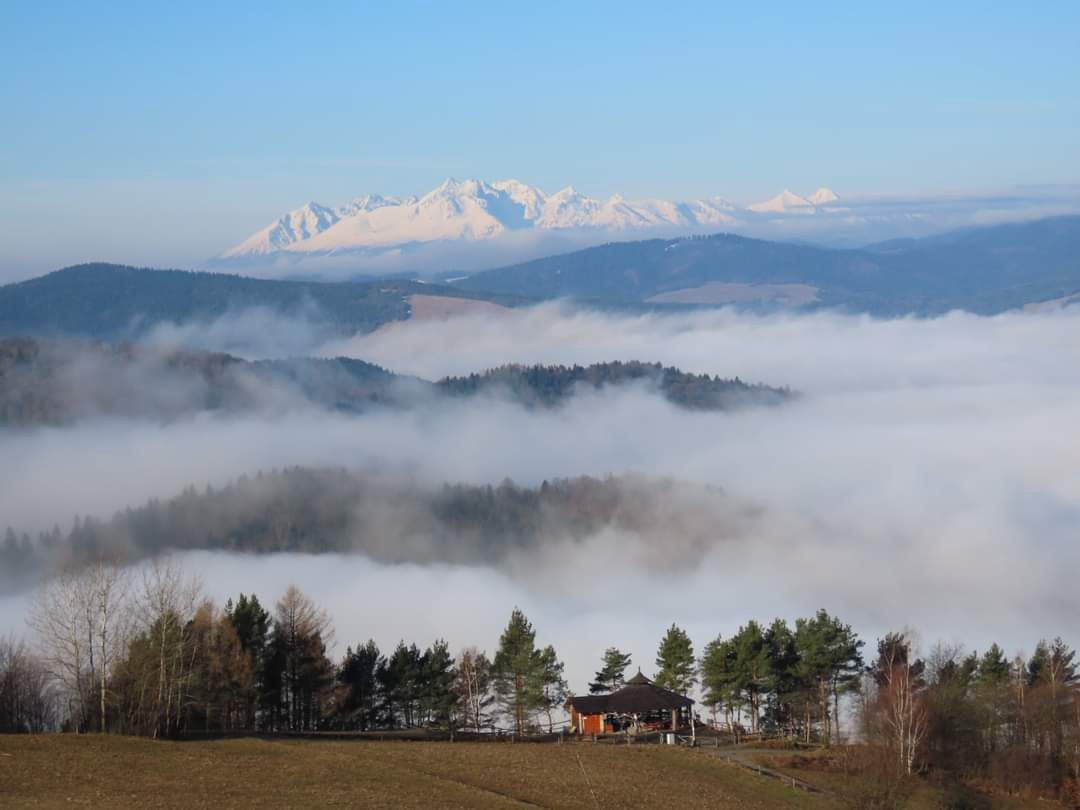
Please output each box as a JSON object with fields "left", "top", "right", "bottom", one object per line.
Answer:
{"left": 3, "top": 305, "right": 1080, "bottom": 689}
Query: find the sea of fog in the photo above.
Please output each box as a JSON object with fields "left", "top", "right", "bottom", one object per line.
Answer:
{"left": 3, "top": 304, "right": 1080, "bottom": 689}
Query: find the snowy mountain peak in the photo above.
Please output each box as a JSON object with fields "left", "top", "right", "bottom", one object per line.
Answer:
{"left": 432, "top": 177, "right": 463, "bottom": 193}
{"left": 341, "top": 194, "right": 398, "bottom": 215}
{"left": 746, "top": 187, "right": 841, "bottom": 214}
{"left": 808, "top": 187, "right": 840, "bottom": 205}
{"left": 490, "top": 179, "right": 548, "bottom": 219}
{"left": 221, "top": 201, "right": 341, "bottom": 257}
{"left": 748, "top": 189, "right": 816, "bottom": 214}
{"left": 219, "top": 178, "right": 842, "bottom": 261}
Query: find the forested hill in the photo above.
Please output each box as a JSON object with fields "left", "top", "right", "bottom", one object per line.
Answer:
{"left": 6, "top": 216, "right": 1080, "bottom": 337}
{"left": 436, "top": 361, "right": 792, "bottom": 410}
{"left": 0, "top": 336, "right": 413, "bottom": 426}
{"left": 0, "top": 468, "right": 744, "bottom": 592}
{"left": 0, "top": 338, "right": 791, "bottom": 426}
{"left": 451, "top": 215, "right": 1080, "bottom": 315}
{"left": 0, "top": 263, "right": 525, "bottom": 340}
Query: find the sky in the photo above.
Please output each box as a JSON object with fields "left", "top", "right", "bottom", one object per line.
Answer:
{"left": 2, "top": 2, "right": 1079, "bottom": 272}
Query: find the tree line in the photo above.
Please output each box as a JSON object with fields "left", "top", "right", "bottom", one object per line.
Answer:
{"left": 0, "top": 468, "right": 731, "bottom": 593}
{"left": 1, "top": 337, "right": 791, "bottom": 428}
{"left": 4, "top": 560, "right": 1079, "bottom": 801}
{"left": 436, "top": 361, "right": 792, "bottom": 411}
{"left": 643, "top": 617, "right": 1080, "bottom": 799}
{"left": 7, "top": 561, "right": 573, "bottom": 739}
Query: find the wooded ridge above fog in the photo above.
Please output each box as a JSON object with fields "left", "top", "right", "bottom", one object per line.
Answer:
{"left": 0, "top": 468, "right": 758, "bottom": 592}
{"left": 0, "top": 336, "right": 792, "bottom": 426}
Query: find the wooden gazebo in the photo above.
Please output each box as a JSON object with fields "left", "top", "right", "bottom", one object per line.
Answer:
{"left": 567, "top": 672, "right": 694, "bottom": 736}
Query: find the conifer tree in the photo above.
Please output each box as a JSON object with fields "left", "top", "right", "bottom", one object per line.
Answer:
{"left": 225, "top": 593, "right": 270, "bottom": 728}
{"left": 589, "top": 647, "right": 632, "bottom": 694}
{"left": 700, "top": 635, "right": 737, "bottom": 728}
{"left": 655, "top": 624, "right": 696, "bottom": 695}
{"left": 730, "top": 621, "right": 770, "bottom": 733}
{"left": 422, "top": 639, "right": 458, "bottom": 729}
{"left": 491, "top": 607, "right": 545, "bottom": 735}
{"left": 337, "top": 640, "right": 382, "bottom": 730}
{"left": 536, "top": 645, "right": 567, "bottom": 732}
{"left": 795, "top": 610, "right": 863, "bottom": 745}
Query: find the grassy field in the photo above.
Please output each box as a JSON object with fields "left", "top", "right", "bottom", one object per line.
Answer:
{"left": 1, "top": 735, "right": 1062, "bottom": 808}
{"left": 0, "top": 734, "right": 830, "bottom": 809}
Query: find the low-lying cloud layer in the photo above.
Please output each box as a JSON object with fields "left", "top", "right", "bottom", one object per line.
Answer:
{"left": 3, "top": 304, "right": 1080, "bottom": 689}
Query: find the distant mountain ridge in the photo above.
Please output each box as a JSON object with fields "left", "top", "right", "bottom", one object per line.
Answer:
{"left": 3, "top": 217, "right": 1079, "bottom": 341}
{"left": 218, "top": 177, "right": 846, "bottom": 261}
{"left": 0, "top": 263, "right": 525, "bottom": 341}
{"left": 451, "top": 215, "right": 1080, "bottom": 315}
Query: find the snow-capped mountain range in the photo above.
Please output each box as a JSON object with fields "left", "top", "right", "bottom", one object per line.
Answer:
{"left": 220, "top": 178, "right": 841, "bottom": 260}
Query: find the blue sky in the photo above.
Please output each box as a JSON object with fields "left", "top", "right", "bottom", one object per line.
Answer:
{"left": 1, "top": 1, "right": 1078, "bottom": 272}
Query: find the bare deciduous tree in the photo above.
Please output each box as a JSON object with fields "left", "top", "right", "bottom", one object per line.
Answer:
{"left": 0, "top": 635, "right": 60, "bottom": 732}
{"left": 28, "top": 561, "right": 130, "bottom": 732}
{"left": 866, "top": 633, "right": 928, "bottom": 775}
{"left": 454, "top": 647, "right": 493, "bottom": 733}
{"left": 134, "top": 557, "right": 203, "bottom": 737}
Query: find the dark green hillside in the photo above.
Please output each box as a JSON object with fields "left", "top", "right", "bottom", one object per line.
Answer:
{"left": 453, "top": 215, "right": 1080, "bottom": 315}
{"left": 437, "top": 361, "right": 791, "bottom": 410}
{"left": 0, "top": 263, "right": 524, "bottom": 339}
{"left": 456, "top": 234, "right": 844, "bottom": 303}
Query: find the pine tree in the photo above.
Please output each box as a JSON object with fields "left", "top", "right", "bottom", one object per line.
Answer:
{"left": 226, "top": 593, "right": 272, "bottom": 729}
{"left": 794, "top": 610, "right": 863, "bottom": 745}
{"left": 700, "top": 635, "right": 738, "bottom": 730}
{"left": 378, "top": 641, "right": 424, "bottom": 728}
{"left": 422, "top": 639, "right": 457, "bottom": 729}
{"left": 491, "top": 607, "right": 545, "bottom": 735}
{"left": 337, "top": 640, "right": 382, "bottom": 730}
{"left": 536, "top": 645, "right": 567, "bottom": 732}
{"left": 763, "top": 618, "right": 801, "bottom": 733}
{"left": 589, "top": 647, "right": 632, "bottom": 694}
{"left": 655, "top": 624, "right": 696, "bottom": 695}
{"left": 978, "top": 644, "right": 1010, "bottom": 685}
{"left": 730, "top": 621, "right": 770, "bottom": 733}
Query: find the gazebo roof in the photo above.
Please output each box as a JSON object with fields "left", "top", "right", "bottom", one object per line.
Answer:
{"left": 568, "top": 672, "right": 693, "bottom": 715}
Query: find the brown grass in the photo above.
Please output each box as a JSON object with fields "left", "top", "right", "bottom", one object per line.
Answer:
{"left": 0, "top": 734, "right": 832, "bottom": 809}
{"left": 750, "top": 748, "right": 1055, "bottom": 809}
{"left": 405, "top": 294, "right": 509, "bottom": 322}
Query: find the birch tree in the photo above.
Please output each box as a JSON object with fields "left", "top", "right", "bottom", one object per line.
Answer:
{"left": 869, "top": 633, "right": 928, "bottom": 775}
{"left": 135, "top": 557, "right": 202, "bottom": 737}
{"left": 454, "top": 647, "right": 493, "bottom": 733}
{"left": 28, "top": 561, "right": 130, "bottom": 731}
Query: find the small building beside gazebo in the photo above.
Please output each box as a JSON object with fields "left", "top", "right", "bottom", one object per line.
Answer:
{"left": 566, "top": 672, "right": 694, "bottom": 736}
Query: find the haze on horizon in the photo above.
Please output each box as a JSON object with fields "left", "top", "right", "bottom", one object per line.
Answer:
{"left": 2, "top": 2, "right": 1079, "bottom": 277}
